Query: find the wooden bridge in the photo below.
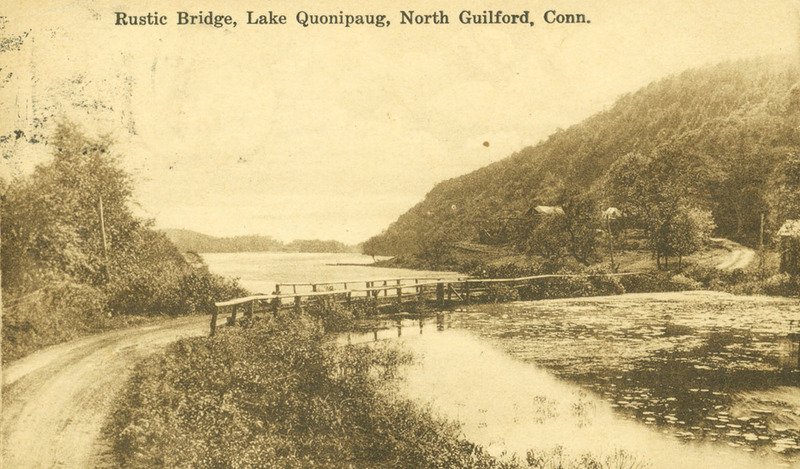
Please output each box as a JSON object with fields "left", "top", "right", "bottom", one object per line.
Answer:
{"left": 211, "top": 272, "right": 641, "bottom": 336}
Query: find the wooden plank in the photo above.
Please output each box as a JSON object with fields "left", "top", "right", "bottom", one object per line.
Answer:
{"left": 277, "top": 276, "right": 465, "bottom": 288}
{"left": 215, "top": 273, "right": 644, "bottom": 311}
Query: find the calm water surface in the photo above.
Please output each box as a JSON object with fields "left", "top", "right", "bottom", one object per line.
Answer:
{"left": 397, "top": 292, "right": 800, "bottom": 468}
{"left": 201, "top": 252, "right": 458, "bottom": 294}
{"left": 204, "top": 254, "right": 800, "bottom": 468}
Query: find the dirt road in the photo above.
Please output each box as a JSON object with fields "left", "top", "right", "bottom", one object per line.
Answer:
{"left": 1, "top": 316, "right": 213, "bottom": 468}
{"left": 710, "top": 238, "right": 756, "bottom": 270}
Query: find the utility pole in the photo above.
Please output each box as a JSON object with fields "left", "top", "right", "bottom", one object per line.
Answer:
{"left": 99, "top": 195, "right": 109, "bottom": 281}
{"left": 759, "top": 212, "right": 765, "bottom": 274}
{"left": 606, "top": 217, "right": 617, "bottom": 272}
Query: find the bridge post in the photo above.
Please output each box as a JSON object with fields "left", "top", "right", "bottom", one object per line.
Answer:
{"left": 436, "top": 281, "right": 444, "bottom": 308}
{"left": 229, "top": 304, "right": 238, "bottom": 326}
{"left": 271, "top": 296, "right": 280, "bottom": 316}
{"left": 465, "top": 281, "right": 471, "bottom": 305}
{"left": 396, "top": 285, "right": 402, "bottom": 307}
{"left": 294, "top": 296, "right": 302, "bottom": 314}
{"left": 210, "top": 306, "right": 219, "bottom": 337}
{"left": 346, "top": 291, "right": 352, "bottom": 307}
{"left": 245, "top": 300, "right": 255, "bottom": 321}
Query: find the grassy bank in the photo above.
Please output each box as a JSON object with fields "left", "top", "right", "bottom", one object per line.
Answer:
{"left": 103, "top": 313, "right": 509, "bottom": 468}
{"left": 378, "top": 246, "right": 798, "bottom": 300}
{"left": 2, "top": 262, "right": 245, "bottom": 363}
{"left": 103, "top": 311, "right": 650, "bottom": 469}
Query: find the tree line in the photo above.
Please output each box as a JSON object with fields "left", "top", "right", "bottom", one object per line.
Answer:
{"left": 1, "top": 122, "right": 244, "bottom": 361}
{"left": 363, "top": 57, "right": 800, "bottom": 269}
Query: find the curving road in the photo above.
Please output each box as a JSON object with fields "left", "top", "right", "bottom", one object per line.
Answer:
{"left": 710, "top": 238, "right": 756, "bottom": 270}
{"left": 0, "top": 241, "right": 759, "bottom": 468}
{"left": 1, "top": 316, "right": 213, "bottom": 468}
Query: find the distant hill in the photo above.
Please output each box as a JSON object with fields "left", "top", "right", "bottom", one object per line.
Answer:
{"left": 364, "top": 56, "right": 800, "bottom": 256}
{"left": 162, "top": 229, "right": 354, "bottom": 254}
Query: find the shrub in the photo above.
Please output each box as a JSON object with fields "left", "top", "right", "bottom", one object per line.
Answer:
{"left": 526, "top": 446, "right": 649, "bottom": 469}
{"left": 104, "top": 315, "right": 508, "bottom": 469}
{"left": 618, "top": 273, "right": 672, "bottom": 293}
{"left": 305, "top": 297, "right": 356, "bottom": 332}
{"left": 2, "top": 282, "right": 107, "bottom": 360}
{"left": 667, "top": 274, "right": 702, "bottom": 291}
{"left": 468, "top": 261, "right": 544, "bottom": 280}
{"left": 761, "top": 273, "right": 800, "bottom": 297}
{"left": 0, "top": 123, "right": 250, "bottom": 361}
{"left": 486, "top": 283, "right": 521, "bottom": 303}
{"left": 589, "top": 275, "right": 627, "bottom": 296}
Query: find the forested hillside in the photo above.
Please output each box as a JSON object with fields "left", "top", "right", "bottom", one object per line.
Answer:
{"left": 1, "top": 123, "right": 245, "bottom": 362}
{"left": 364, "top": 57, "right": 800, "bottom": 258}
{"left": 162, "top": 229, "right": 354, "bottom": 253}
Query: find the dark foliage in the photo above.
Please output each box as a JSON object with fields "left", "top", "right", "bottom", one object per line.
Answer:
{"left": 104, "top": 315, "right": 514, "bottom": 469}
{"left": 1, "top": 123, "right": 246, "bottom": 361}
{"left": 365, "top": 57, "right": 800, "bottom": 257}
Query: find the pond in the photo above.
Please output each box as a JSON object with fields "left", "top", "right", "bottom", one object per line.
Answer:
{"left": 202, "top": 254, "right": 799, "bottom": 467}
{"left": 385, "top": 292, "right": 800, "bottom": 468}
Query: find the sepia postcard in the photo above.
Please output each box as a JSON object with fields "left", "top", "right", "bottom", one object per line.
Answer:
{"left": 2, "top": 1, "right": 800, "bottom": 468}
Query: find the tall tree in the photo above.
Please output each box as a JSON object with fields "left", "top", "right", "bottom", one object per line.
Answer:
{"left": 605, "top": 145, "right": 711, "bottom": 268}
{"left": 768, "top": 150, "right": 800, "bottom": 227}
{"left": 1, "top": 122, "right": 137, "bottom": 291}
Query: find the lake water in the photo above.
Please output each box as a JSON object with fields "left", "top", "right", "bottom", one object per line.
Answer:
{"left": 203, "top": 253, "right": 800, "bottom": 468}
{"left": 201, "top": 252, "right": 459, "bottom": 294}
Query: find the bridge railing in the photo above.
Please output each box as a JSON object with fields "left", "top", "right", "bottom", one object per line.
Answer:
{"left": 273, "top": 276, "right": 461, "bottom": 294}
{"left": 210, "top": 276, "right": 465, "bottom": 336}
{"left": 210, "top": 272, "right": 643, "bottom": 336}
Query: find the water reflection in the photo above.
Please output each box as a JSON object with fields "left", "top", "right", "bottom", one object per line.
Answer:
{"left": 346, "top": 291, "right": 800, "bottom": 468}
{"left": 779, "top": 334, "right": 800, "bottom": 370}
{"left": 396, "top": 328, "right": 788, "bottom": 469}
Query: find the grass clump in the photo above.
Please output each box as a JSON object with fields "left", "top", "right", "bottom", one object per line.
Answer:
{"left": 104, "top": 314, "right": 513, "bottom": 469}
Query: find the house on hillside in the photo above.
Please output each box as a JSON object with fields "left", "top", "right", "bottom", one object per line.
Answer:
{"left": 524, "top": 205, "right": 565, "bottom": 217}
{"left": 601, "top": 207, "right": 623, "bottom": 222}
{"left": 601, "top": 207, "right": 624, "bottom": 235}
{"left": 477, "top": 205, "right": 565, "bottom": 244}
{"left": 778, "top": 220, "right": 800, "bottom": 275}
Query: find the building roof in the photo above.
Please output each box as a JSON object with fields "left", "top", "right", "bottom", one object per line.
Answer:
{"left": 778, "top": 220, "right": 800, "bottom": 237}
{"left": 602, "top": 207, "right": 623, "bottom": 221}
{"left": 529, "top": 205, "right": 565, "bottom": 216}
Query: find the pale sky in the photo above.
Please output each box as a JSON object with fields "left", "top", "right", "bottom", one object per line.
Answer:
{"left": 3, "top": 0, "right": 799, "bottom": 244}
